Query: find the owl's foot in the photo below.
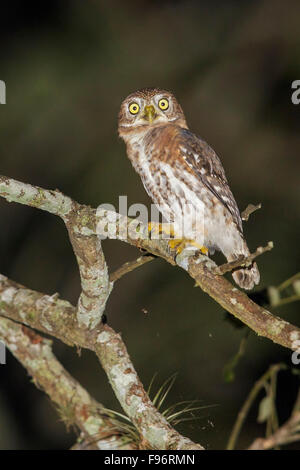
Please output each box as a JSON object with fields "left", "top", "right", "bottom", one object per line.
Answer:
{"left": 168, "top": 239, "right": 208, "bottom": 255}
{"left": 148, "top": 223, "right": 208, "bottom": 255}
{"left": 148, "top": 222, "right": 175, "bottom": 239}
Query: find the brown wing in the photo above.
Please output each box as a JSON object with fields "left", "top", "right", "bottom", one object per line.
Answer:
{"left": 177, "top": 128, "right": 243, "bottom": 233}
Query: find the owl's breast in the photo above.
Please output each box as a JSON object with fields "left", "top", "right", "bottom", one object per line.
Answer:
{"left": 125, "top": 131, "right": 173, "bottom": 221}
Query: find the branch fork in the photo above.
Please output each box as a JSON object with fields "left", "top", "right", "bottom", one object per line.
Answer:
{"left": 0, "top": 174, "right": 299, "bottom": 450}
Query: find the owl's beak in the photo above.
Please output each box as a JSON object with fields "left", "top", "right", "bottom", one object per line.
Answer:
{"left": 143, "top": 105, "right": 156, "bottom": 123}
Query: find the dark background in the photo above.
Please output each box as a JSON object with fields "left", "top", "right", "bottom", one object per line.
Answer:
{"left": 0, "top": 0, "right": 299, "bottom": 450}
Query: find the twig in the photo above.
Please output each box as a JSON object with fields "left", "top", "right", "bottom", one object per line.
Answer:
{"left": 292, "top": 389, "right": 300, "bottom": 414}
{"left": 268, "top": 368, "right": 279, "bottom": 437}
{"left": 227, "top": 364, "right": 285, "bottom": 450}
{"left": 248, "top": 410, "right": 300, "bottom": 450}
{"left": 241, "top": 203, "right": 262, "bottom": 221}
{"left": 270, "top": 295, "right": 300, "bottom": 308}
{"left": 223, "top": 333, "right": 248, "bottom": 383}
{"left": 277, "top": 272, "right": 300, "bottom": 293}
{"left": 110, "top": 255, "right": 156, "bottom": 282}
{"left": 266, "top": 272, "right": 300, "bottom": 308}
{"left": 215, "top": 242, "right": 274, "bottom": 275}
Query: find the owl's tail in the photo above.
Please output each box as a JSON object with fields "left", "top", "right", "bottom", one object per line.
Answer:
{"left": 227, "top": 242, "right": 260, "bottom": 290}
{"left": 232, "top": 261, "right": 260, "bottom": 290}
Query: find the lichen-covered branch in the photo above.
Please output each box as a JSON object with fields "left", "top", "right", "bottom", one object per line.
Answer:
{"left": 86, "top": 208, "right": 300, "bottom": 351}
{"left": 65, "top": 205, "right": 112, "bottom": 329}
{"left": 0, "top": 175, "right": 73, "bottom": 216}
{"left": 95, "top": 326, "right": 203, "bottom": 450}
{"left": 0, "top": 316, "right": 135, "bottom": 450}
{"left": 1, "top": 173, "right": 299, "bottom": 449}
{"left": 0, "top": 274, "right": 89, "bottom": 348}
{"left": 186, "top": 257, "right": 300, "bottom": 351}
{"left": 1, "top": 175, "right": 300, "bottom": 349}
{"left": 0, "top": 176, "right": 111, "bottom": 329}
{"left": 0, "top": 274, "right": 202, "bottom": 450}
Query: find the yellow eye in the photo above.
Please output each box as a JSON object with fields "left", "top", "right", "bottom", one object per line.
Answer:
{"left": 158, "top": 98, "right": 169, "bottom": 110}
{"left": 129, "top": 102, "right": 140, "bottom": 115}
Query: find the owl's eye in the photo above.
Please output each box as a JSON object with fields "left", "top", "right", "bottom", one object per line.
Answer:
{"left": 128, "top": 102, "right": 140, "bottom": 115}
{"left": 158, "top": 98, "right": 169, "bottom": 111}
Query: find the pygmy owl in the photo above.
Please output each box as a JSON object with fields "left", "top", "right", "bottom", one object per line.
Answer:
{"left": 118, "top": 87, "right": 260, "bottom": 289}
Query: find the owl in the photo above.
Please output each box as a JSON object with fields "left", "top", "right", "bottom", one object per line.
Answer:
{"left": 118, "top": 88, "right": 260, "bottom": 290}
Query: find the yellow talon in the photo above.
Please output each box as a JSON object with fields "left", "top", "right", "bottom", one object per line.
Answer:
{"left": 168, "top": 239, "right": 182, "bottom": 251}
{"left": 148, "top": 222, "right": 208, "bottom": 255}
{"left": 168, "top": 239, "right": 208, "bottom": 255}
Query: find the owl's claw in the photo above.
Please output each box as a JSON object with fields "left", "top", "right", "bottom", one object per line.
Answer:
{"left": 148, "top": 223, "right": 208, "bottom": 255}
{"left": 168, "top": 239, "right": 208, "bottom": 255}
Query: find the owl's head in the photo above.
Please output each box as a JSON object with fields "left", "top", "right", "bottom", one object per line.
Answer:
{"left": 118, "top": 88, "right": 187, "bottom": 137}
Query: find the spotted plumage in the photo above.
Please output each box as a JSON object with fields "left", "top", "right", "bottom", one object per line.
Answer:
{"left": 118, "top": 87, "right": 260, "bottom": 289}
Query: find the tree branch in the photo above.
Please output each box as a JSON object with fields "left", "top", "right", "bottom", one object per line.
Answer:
{"left": 0, "top": 175, "right": 73, "bottom": 217}
{"left": 0, "top": 176, "right": 112, "bottom": 329}
{"left": 0, "top": 316, "right": 136, "bottom": 450}
{"left": 93, "top": 209, "right": 300, "bottom": 352}
{"left": 248, "top": 390, "right": 300, "bottom": 450}
{"left": 241, "top": 203, "right": 262, "bottom": 221}
{"left": 65, "top": 205, "right": 112, "bottom": 329}
{"left": 249, "top": 412, "right": 300, "bottom": 449}
{"left": 215, "top": 242, "right": 273, "bottom": 275}
{"left": 109, "top": 254, "right": 156, "bottom": 282}
{"left": 1, "top": 175, "right": 300, "bottom": 350}
{"left": 227, "top": 364, "right": 285, "bottom": 450}
{"left": 95, "top": 326, "right": 203, "bottom": 450}
{"left": 0, "top": 274, "right": 203, "bottom": 450}
{"left": 1, "top": 174, "right": 299, "bottom": 449}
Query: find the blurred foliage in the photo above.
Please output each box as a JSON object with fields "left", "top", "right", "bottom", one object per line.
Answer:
{"left": 0, "top": 0, "right": 299, "bottom": 449}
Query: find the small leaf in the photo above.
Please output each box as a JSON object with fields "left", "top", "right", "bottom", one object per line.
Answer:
{"left": 257, "top": 396, "right": 273, "bottom": 423}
